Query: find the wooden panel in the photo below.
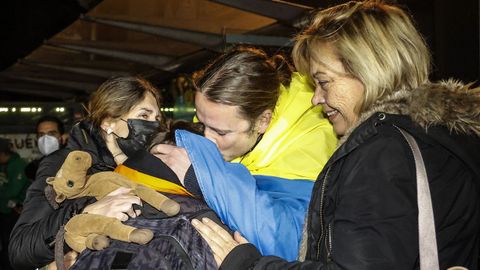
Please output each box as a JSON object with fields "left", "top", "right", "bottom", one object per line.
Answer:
{"left": 90, "top": 0, "right": 276, "bottom": 33}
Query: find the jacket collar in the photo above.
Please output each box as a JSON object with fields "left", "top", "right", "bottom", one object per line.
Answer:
{"left": 329, "top": 80, "right": 480, "bottom": 177}
{"left": 339, "top": 80, "right": 480, "bottom": 146}
{"left": 68, "top": 120, "right": 116, "bottom": 172}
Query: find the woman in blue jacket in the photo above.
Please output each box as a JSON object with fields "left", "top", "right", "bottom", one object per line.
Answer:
{"left": 152, "top": 47, "right": 337, "bottom": 260}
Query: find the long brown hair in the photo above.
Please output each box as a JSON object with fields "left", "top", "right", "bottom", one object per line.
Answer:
{"left": 193, "top": 47, "right": 292, "bottom": 127}
{"left": 87, "top": 76, "right": 163, "bottom": 129}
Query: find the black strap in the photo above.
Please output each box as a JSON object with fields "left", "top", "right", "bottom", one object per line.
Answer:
{"left": 110, "top": 251, "right": 135, "bottom": 270}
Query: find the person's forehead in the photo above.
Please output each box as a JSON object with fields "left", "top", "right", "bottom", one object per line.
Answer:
{"left": 195, "top": 93, "right": 246, "bottom": 130}
{"left": 309, "top": 42, "right": 345, "bottom": 76}
{"left": 37, "top": 121, "right": 59, "bottom": 132}
{"left": 133, "top": 92, "right": 159, "bottom": 111}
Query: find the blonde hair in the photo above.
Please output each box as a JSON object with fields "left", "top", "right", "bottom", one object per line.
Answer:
{"left": 87, "top": 76, "right": 163, "bottom": 129}
{"left": 293, "top": 0, "right": 431, "bottom": 112}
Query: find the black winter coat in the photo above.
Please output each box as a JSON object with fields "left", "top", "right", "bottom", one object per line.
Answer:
{"left": 9, "top": 121, "right": 116, "bottom": 270}
{"left": 222, "top": 81, "right": 480, "bottom": 269}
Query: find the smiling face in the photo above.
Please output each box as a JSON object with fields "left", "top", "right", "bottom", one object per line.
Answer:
{"left": 309, "top": 42, "right": 365, "bottom": 136}
{"left": 195, "top": 91, "right": 266, "bottom": 161}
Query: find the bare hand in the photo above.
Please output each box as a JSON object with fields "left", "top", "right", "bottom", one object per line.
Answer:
{"left": 103, "top": 128, "right": 126, "bottom": 165}
{"left": 46, "top": 251, "right": 78, "bottom": 270}
{"left": 150, "top": 144, "right": 191, "bottom": 184}
{"left": 192, "top": 218, "right": 249, "bottom": 267}
{"left": 82, "top": 187, "right": 141, "bottom": 221}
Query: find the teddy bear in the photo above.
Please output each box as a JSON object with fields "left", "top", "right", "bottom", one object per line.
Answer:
{"left": 46, "top": 150, "right": 181, "bottom": 254}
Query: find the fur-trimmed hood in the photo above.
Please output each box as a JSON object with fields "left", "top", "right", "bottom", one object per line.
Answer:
{"left": 339, "top": 80, "right": 480, "bottom": 145}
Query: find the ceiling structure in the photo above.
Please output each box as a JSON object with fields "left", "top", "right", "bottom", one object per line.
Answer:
{"left": 0, "top": 0, "right": 478, "bottom": 103}
{"left": 0, "top": 0, "right": 318, "bottom": 102}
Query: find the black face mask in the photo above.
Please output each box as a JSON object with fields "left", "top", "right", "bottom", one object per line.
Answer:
{"left": 116, "top": 119, "right": 161, "bottom": 157}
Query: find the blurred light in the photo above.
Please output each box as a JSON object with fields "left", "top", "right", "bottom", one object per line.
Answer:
{"left": 11, "top": 108, "right": 16, "bottom": 112}
{"left": 0, "top": 107, "right": 8, "bottom": 112}
{"left": 32, "top": 108, "right": 37, "bottom": 112}
{"left": 38, "top": 107, "right": 42, "bottom": 112}
{"left": 160, "top": 107, "right": 175, "bottom": 112}
{"left": 20, "top": 107, "right": 31, "bottom": 112}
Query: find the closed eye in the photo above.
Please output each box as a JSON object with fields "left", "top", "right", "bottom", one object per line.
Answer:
{"left": 215, "top": 130, "right": 227, "bottom": 136}
{"left": 319, "top": 80, "right": 329, "bottom": 89}
{"left": 314, "top": 78, "right": 330, "bottom": 90}
{"left": 206, "top": 126, "right": 229, "bottom": 136}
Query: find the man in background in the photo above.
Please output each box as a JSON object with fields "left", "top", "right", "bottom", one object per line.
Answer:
{"left": 0, "top": 138, "right": 28, "bottom": 269}
{"left": 25, "top": 115, "right": 67, "bottom": 180}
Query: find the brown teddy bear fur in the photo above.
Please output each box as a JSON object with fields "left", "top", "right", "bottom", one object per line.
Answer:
{"left": 46, "top": 150, "right": 181, "bottom": 255}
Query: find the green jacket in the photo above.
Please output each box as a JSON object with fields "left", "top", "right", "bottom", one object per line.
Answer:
{"left": 0, "top": 153, "right": 29, "bottom": 214}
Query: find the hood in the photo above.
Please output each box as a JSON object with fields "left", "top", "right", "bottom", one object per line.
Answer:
{"left": 340, "top": 80, "right": 480, "bottom": 145}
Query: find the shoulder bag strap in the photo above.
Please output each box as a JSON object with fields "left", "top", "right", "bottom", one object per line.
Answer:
{"left": 396, "top": 126, "right": 439, "bottom": 270}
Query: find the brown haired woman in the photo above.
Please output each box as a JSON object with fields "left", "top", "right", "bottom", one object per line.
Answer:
{"left": 151, "top": 47, "right": 338, "bottom": 260}
{"left": 9, "top": 76, "right": 179, "bottom": 269}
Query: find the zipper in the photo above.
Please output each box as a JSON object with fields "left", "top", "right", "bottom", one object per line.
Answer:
{"left": 327, "top": 224, "right": 333, "bottom": 261}
{"left": 157, "top": 234, "right": 194, "bottom": 270}
{"left": 316, "top": 166, "right": 331, "bottom": 260}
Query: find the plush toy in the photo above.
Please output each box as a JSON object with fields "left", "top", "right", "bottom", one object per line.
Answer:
{"left": 46, "top": 150, "right": 181, "bottom": 254}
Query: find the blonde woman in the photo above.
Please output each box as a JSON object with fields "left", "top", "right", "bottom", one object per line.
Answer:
{"left": 192, "top": 1, "right": 480, "bottom": 269}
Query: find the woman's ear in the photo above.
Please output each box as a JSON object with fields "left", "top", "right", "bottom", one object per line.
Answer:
{"left": 256, "top": 109, "right": 273, "bottom": 134}
{"left": 100, "top": 117, "right": 115, "bottom": 134}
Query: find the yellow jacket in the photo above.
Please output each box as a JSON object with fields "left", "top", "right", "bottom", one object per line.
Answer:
{"left": 232, "top": 73, "right": 337, "bottom": 180}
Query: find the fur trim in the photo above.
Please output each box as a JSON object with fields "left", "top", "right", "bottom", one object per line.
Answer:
{"left": 44, "top": 185, "right": 59, "bottom": 210}
{"left": 55, "top": 225, "right": 66, "bottom": 270}
{"left": 339, "top": 80, "right": 480, "bottom": 145}
{"left": 410, "top": 80, "right": 480, "bottom": 136}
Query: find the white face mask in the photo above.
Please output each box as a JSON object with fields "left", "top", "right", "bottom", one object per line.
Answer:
{"left": 38, "top": 135, "right": 60, "bottom": 156}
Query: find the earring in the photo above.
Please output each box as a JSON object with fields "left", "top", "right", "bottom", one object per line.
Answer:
{"left": 106, "top": 127, "right": 113, "bottom": 134}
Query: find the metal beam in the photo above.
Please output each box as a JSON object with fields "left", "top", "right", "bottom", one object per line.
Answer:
{"left": 0, "top": 84, "right": 74, "bottom": 99}
{"left": 161, "top": 50, "right": 218, "bottom": 72}
{"left": 45, "top": 42, "right": 174, "bottom": 69}
{"left": 226, "top": 34, "right": 292, "bottom": 47}
{"left": 0, "top": 74, "right": 98, "bottom": 93}
{"left": 18, "top": 60, "right": 130, "bottom": 79}
{"left": 77, "top": 0, "right": 103, "bottom": 10}
{"left": 160, "top": 33, "right": 292, "bottom": 71}
{"left": 210, "top": 0, "right": 307, "bottom": 23}
{"left": 81, "top": 15, "right": 224, "bottom": 51}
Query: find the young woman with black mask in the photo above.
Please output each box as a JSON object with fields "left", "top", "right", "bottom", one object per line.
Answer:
{"left": 9, "top": 76, "right": 179, "bottom": 270}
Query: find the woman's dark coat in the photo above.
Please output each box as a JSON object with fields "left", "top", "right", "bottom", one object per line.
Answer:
{"left": 222, "top": 80, "right": 480, "bottom": 270}
{"left": 8, "top": 121, "right": 116, "bottom": 270}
